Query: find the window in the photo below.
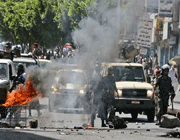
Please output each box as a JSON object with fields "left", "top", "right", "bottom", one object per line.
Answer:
{"left": 112, "top": 66, "right": 145, "bottom": 82}
{"left": 0, "top": 63, "right": 8, "bottom": 80}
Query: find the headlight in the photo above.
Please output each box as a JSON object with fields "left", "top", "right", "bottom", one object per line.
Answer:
{"left": 115, "top": 89, "right": 122, "bottom": 97}
{"left": 52, "top": 86, "right": 58, "bottom": 93}
{"left": 147, "top": 90, "right": 153, "bottom": 97}
{"left": 79, "top": 89, "right": 85, "bottom": 95}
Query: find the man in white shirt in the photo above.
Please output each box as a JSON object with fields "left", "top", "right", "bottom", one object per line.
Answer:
{"left": 169, "top": 65, "right": 179, "bottom": 95}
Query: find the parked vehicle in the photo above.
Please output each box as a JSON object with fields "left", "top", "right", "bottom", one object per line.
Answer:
{"left": 13, "top": 57, "right": 37, "bottom": 70}
{"left": 0, "top": 59, "right": 16, "bottom": 118}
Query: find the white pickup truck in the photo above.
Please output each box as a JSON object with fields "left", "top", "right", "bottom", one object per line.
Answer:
{"left": 0, "top": 59, "right": 16, "bottom": 118}
{"left": 101, "top": 62, "right": 155, "bottom": 122}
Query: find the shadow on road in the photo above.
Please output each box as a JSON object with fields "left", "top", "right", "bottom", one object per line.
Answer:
{"left": 120, "top": 117, "right": 155, "bottom": 123}
{"left": 0, "top": 129, "right": 57, "bottom": 140}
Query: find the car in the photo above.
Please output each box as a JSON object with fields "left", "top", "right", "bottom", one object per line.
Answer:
{"left": 13, "top": 57, "right": 37, "bottom": 70}
{"left": 38, "top": 59, "right": 52, "bottom": 68}
{"left": 101, "top": 62, "right": 155, "bottom": 122}
{"left": 49, "top": 68, "right": 89, "bottom": 112}
{"left": 13, "top": 54, "right": 52, "bottom": 69}
{"left": 0, "top": 59, "right": 16, "bottom": 118}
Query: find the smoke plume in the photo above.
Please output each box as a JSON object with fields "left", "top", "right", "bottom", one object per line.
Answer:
{"left": 22, "top": 0, "right": 146, "bottom": 128}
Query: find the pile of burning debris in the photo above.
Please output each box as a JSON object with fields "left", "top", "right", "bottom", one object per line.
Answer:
{"left": 74, "top": 116, "right": 128, "bottom": 130}
{"left": 0, "top": 79, "right": 42, "bottom": 128}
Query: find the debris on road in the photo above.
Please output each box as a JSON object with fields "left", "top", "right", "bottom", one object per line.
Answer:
{"left": 29, "top": 120, "right": 38, "bottom": 128}
{"left": 167, "top": 131, "right": 180, "bottom": 138}
{"left": 14, "top": 126, "right": 21, "bottom": 129}
{"left": 159, "top": 131, "right": 180, "bottom": 138}
{"left": 160, "top": 114, "right": 180, "bottom": 128}
{"left": 74, "top": 123, "right": 99, "bottom": 130}
{"left": 74, "top": 126, "right": 83, "bottom": 129}
{"left": 112, "top": 116, "right": 127, "bottom": 129}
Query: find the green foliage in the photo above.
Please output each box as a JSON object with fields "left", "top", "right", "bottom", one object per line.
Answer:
{"left": 0, "top": 0, "right": 118, "bottom": 48}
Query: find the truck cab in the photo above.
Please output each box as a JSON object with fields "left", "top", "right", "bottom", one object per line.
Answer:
{"left": 0, "top": 59, "right": 16, "bottom": 118}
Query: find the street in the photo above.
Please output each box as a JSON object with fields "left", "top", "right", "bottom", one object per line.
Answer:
{"left": 0, "top": 0, "right": 180, "bottom": 140}
{"left": 0, "top": 89, "right": 180, "bottom": 140}
{"left": 0, "top": 111, "right": 179, "bottom": 140}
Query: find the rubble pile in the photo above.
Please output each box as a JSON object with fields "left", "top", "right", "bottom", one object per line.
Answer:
{"left": 160, "top": 114, "right": 180, "bottom": 128}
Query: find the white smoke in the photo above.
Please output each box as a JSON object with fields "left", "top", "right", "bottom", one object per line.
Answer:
{"left": 24, "top": 0, "right": 146, "bottom": 128}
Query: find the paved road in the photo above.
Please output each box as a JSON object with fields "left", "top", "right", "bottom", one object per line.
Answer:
{"left": 0, "top": 93, "right": 180, "bottom": 140}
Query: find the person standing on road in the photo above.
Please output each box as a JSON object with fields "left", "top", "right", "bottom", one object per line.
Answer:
{"left": 13, "top": 45, "right": 21, "bottom": 57}
{"left": 90, "top": 65, "right": 102, "bottom": 127}
{"left": 3, "top": 42, "right": 14, "bottom": 60}
{"left": 152, "top": 64, "right": 175, "bottom": 125}
{"left": 169, "top": 64, "right": 179, "bottom": 95}
{"left": 152, "top": 69, "right": 161, "bottom": 124}
{"left": 10, "top": 63, "right": 26, "bottom": 92}
{"left": 32, "top": 42, "right": 42, "bottom": 58}
{"left": 98, "top": 66, "right": 119, "bottom": 127}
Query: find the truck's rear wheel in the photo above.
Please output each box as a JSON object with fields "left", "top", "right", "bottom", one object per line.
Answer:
{"left": 131, "top": 112, "right": 138, "bottom": 120}
{"left": 147, "top": 108, "right": 155, "bottom": 122}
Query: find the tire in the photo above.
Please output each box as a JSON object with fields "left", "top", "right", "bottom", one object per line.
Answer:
{"left": 147, "top": 108, "right": 155, "bottom": 122}
{"left": 131, "top": 112, "right": 138, "bottom": 120}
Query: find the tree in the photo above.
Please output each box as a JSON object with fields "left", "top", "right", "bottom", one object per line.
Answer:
{"left": 0, "top": 0, "right": 108, "bottom": 49}
{"left": 0, "top": 0, "right": 62, "bottom": 49}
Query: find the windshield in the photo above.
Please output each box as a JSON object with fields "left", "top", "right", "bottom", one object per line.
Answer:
{"left": 56, "top": 71, "right": 87, "bottom": 85}
{"left": 113, "top": 66, "right": 145, "bottom": 82}
{"left": 13, "top": 61, "right": 35, "bottom": 70}
{"left": 0, "top": 63, "right": 8, "bottom": 80}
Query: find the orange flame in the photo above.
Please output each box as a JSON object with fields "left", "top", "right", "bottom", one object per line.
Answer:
{"left": 88, "top": 123, "right": 92, "bottom": 130}
{"left": 2, "top": 80, "right": 42, "bottom": 107}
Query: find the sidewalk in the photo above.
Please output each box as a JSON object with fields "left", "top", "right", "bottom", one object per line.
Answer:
{"left": 172, "top": 85, "right": 180, "bottom": 104}
{"left": 168, "top": 85, "right": 180, "bottom": 113}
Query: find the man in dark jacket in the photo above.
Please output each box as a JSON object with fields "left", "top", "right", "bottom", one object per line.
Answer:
{"left": 98, "top": 66, "right": 118, "bottom": 127}
{"left": 152, "top": 64, "right": 175, "bottom": 125}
